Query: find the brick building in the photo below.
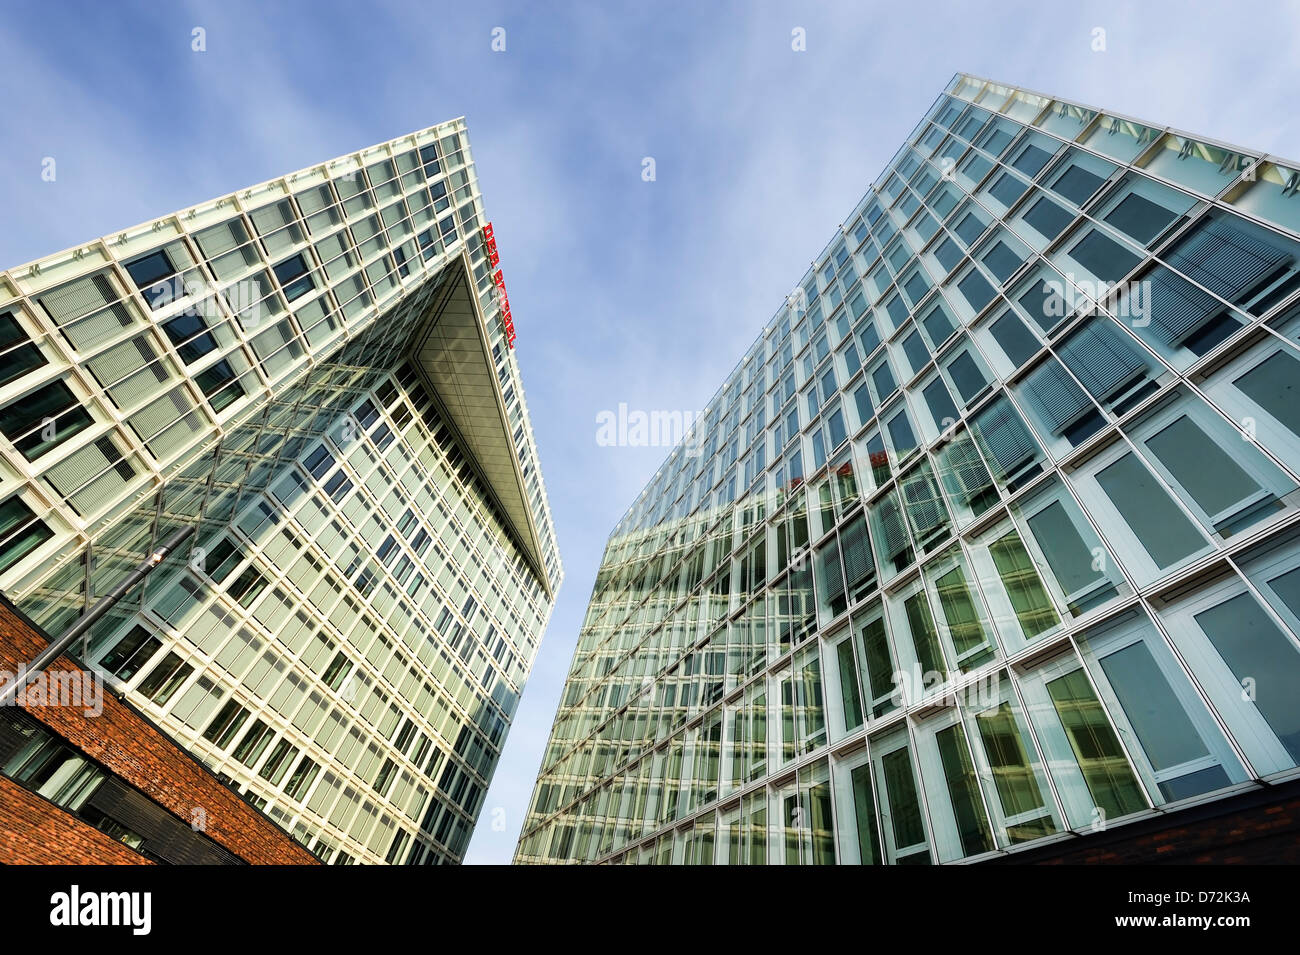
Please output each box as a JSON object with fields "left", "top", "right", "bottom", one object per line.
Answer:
{"left": 0, "top": 595, "right": 316, "bottom": 864}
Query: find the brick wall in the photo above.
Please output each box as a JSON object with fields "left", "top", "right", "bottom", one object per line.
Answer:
{"left": 985, "top": 778, "right": 1300, "bottom": 865}
{"left": 0, "top": 597, "right": 317, "bottom": 865}
{"left": 0, "top": 776, "right": 150, "bottom": 865}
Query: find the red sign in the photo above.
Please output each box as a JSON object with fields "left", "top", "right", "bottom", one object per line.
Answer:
{"left": 481, "top": 223, "right": 515, "bottom": 348}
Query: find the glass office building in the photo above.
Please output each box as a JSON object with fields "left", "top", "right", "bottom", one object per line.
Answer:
{"left": 517, "top": 73, "right": 1300, "bottom": 864}
{"left": 0, "top": 121, "right": 562, "bottom": 864}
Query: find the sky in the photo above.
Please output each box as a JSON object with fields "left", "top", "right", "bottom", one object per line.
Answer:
{"left": 1, "top": 0, "right": 1297, "bottom": 865}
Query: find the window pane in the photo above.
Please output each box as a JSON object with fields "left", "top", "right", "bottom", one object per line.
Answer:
{"left": 989, "top": 530, "right": 1060, "bottom": 639}
{"left": 1104, "top": 193, "right": 1177, "bottom": 244}
{"left": 1094, "top": 452, "right": 1207, "bottom": 570}
{"left": 1095, "top": 639, "right": 1230, "bottom": 802}
{"left": 935, "top": 722, "right": 994, "bottom": 855}
{"left": 1144, "top": 415, "right": 1264, "bottom": 523}
{"left": 974, "top": 703, "right": 1056, "bottom": 842}
{"left": 1045, "top": 669, "right": 1147, "bottom": 819}
{"left": 1022, "top": 196, "right": 1073, "bottom": 240}
{"left": 1069, "top": 229, "right": 1141, "bottom": 281}
{"left": 1194, "top": 593, "right": 1300, "bottom": 764}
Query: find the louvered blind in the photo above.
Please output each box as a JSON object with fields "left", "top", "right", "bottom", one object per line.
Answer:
{"left": 1057, "top": 319, "right": 1146, "bottom": 400}
{"left": 1023, "top": 358, "right": 1094, "bottom": 434}
{"left": 901, "top": 470, "right": 947, "bottom": 540}
{"left": 946, "top": 434, "right": 993, "bottom": 497}
{"left": 840, "top": 514, "right": 874, "bottom": 592}
{"left": 972, "top": 399, "right": 1037, "bottom": 480}
{"left": 1168, "top": 217, "right": 1289, "bottom": 304}
{"left": 876, "top": 494, "right": 911, "bottom": 562}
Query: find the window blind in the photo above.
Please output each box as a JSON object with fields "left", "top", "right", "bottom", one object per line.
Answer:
{"left": 1056, "top": 319, "right": 1147, "bottom": 401}
{"left": 1023, "top": 358, "right": 1095, "bottom": 434}
{"left": 972, "top": 399, "right": 1038, "bottom": 480}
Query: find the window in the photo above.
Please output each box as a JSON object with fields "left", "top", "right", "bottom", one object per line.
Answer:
{"left": 921, "top": 303, "right": 955, "bottom": 347}
{"left": 923, "top": 715, "right": 994, "bottom": 859}
{"left": 872, "top": 731, "right": 930, "bottom": 863}
{"left": 901, "top": 329, "right": 929, "bottom": 374}
{"left": 838, "top": 512, "right": 875, "bottom": 603}
{"left": 1171, "top": 585, "right": 1300, "bottom": 771}
{"left": 273, "top": 253, "right": 314, "bottom": 301}
{"left": 1051, "top": 164, "right": 1106, "bottom": 205}
{"left": 852, "top": 382, "right": 872, "bottom": 428}
{"left": 981, "top": 241, "right": 1023, "bottom": 282}
{"left": 1068, "top": 229, "right": 1141, "bottom": 282}
{"left": 885, "top": 406, "right": 918, "bottom": 459}
{"left": 284, "top": 756, "right": 320, "bottom": 801}
{"left": 1019, "top": 658, "right": 1147, "bottom": 827}
{"left": 1017, "top": 277, "right": 1068, "bottom": 333}
{"left": 989, "top": 172, "right": 1026, "bottom": 207}
{"left": 957, "top": 268, "right": 996, "bottom": 313}
{"left": 1014, "top": 478, "right": 1128, "bottom": 617}
{"left": 870, "top": 489, "right": 913, "bottom": 577}
{"left": 136, "top": 652, "right": 193, "bottom": 705}
{"left": 970, "top": 395, "right": 1043, "bottom": 491}
{"left": 1089, "top": 449, "right": 1210, "bottom": 577}
{"left": 902, "top": 271, "right": 929, "bottom": 305}
{"left": 304, "top": 444, "right": 335, "bottom": 480}
{"left": 1078, "top": 612, "right": 1244, "bottom": 803}
{"left": 1017, "top": 356, "right": 1105, "bottom": 448}
{"left": 162, "top": 312, "right": 218, "bottom": 364}
{"left": 98, "top": 626, "right": 162, "bottom": 681}
{"left": 870, "top": 359, "right": 896, "bottom": 403}
{"left": 1022, "top": 195, "right": 1073, "bottom": 240}
{"left": 194, "top": 359, "right": 245, "bottom": 413}
{"left": 1011, "top": 143, "right": 1053, "bottom": 178}
{"left": 232, "top": 719, "right": 273, "bottom": 766}
{"left": 1104, "top": 192, "right": 1177, "bottom": 245}
{"left": 0, "top": 496, "right": 52, "bottom": 574}
{"left": 927, "top": 548, "right": 995, "bottom": 671}
{"left": 954, "top": 212, "right": 986, "bottom": 246}
{"left": 202, "top": 699, "right": 250, "bottom": 749}
{"left": 259, "top": 738, "right": 299, "bottom": 785}
{"left": 1055, "top": 316, "right": 1157, "bottom": 414}
{"left": 921, "top": 377, "right": 958, "bottom": 431}
{"left": 970, "top": 694, "right": 1059, "bottom": 844}
{"left": 0, "top": 311, "right": 46, "bottom": 387}
{"left": 853, "top": 604, "right": 895, "bottom": 719}
{"left": 1132, "top": 392, "right": 1291, "bottom": 537}
{"left": 986, "top": 527, "right": 1060, "bottom": 643}
{"left": 933, "top": 429, "right": 997, "bottom": 523}
{"left": 0, "top": 381, "right": 92, "bottom": 460}
{"left": 988, "top": 310, "right": 1040, "bottom": 367}
{"left": 943, "top": 348, "right": 989, "bottom": 405}
{"left": 834, "top": 751, "right": 883, "bottom": 864}
{"left": 124, "top": 249, "right": 179, "bottom": 309}
{"left": 934, "top": 237, "right": 963, "bottom": 273}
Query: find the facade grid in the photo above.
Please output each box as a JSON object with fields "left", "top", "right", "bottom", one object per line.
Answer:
{"left": 0, "top": 121, "right": 562, "bottom": 864}
{"left": 518, "top": 73, "right": 1300, "bottom": 864}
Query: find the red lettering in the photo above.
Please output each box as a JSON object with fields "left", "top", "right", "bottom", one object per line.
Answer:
{"left": 482, "top": 228, "right": 516, "bottom": 349}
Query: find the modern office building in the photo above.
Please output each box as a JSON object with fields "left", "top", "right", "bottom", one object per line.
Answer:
{"left": 517, "top": 73, "right": 1300, "bottom": 864}
{"left": 0, "top": 121, "right": 562, "bottom": 864}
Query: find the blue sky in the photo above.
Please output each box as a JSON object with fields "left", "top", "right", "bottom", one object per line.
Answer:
{"left": 2, "top": 0, "right": 1297, "bottom": 864}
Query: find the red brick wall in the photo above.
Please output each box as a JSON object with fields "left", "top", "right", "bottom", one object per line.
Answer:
{"left": 0, "top": 598, "right": 317, "bottom": 865}
{"left": 0, "top": 776, "right": 150, "bottom": 865}
{"left": 987, "top": 781, "right": 1300, "bottom": 865}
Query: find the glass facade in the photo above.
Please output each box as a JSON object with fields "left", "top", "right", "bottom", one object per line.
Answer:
{"left": 0, "top": 121, "right": 562, "bottom": 864}
{"left": 517, "top": 73, "right": 1300, "bottom": 864}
